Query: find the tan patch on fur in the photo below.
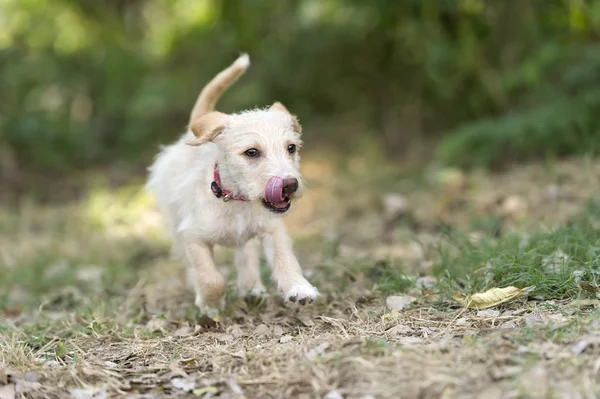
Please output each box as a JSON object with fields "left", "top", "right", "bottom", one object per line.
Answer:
{"left": 187, "top": 111, "right": 228, "bottom": 146}
{"left": 269, "top": 102, "right": 301, "bottom": 133}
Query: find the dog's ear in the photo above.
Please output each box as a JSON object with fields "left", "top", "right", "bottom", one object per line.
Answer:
{"left": 187, "top": 111, "right": 228, "bottom": 146}
{"left": 269, "top": 102, "right": 301, "bottom": 133}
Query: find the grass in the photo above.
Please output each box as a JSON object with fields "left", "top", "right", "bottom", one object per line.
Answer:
{"left": 436, "top": 199, "right": 600, "bottom": 301}
{"left": 2, "top": 157, "right": 600, "bottom": 397}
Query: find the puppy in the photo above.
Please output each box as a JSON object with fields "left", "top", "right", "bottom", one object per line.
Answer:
{"left": 147, "top": 54, "right": 319, "bottom": 314}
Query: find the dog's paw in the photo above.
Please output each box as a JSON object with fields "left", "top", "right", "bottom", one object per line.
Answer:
{"left": 238, "top": 285, "right": 268, "bottom": 306}
{"left": 285, "top": 284, "right": 319, "bottom": 305}
{"left": 195, "top": 294, "right": 224, "bottom": 317}
{"left": 237, "top": 284, "right": 267, "bottom": 298}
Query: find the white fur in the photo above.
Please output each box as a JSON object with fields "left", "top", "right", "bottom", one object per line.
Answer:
{"left": 285, "top": 284, "right": 320, "bottom": 303}
{"left": 146, "top": 57, "right": 318, "bottom": 313}
{"left": 235, "top": 53, "right": 250, "bottom": 69}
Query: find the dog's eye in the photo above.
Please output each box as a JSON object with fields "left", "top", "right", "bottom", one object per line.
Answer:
{"left": 244, "top": 148, "right": 260, "bottom": 158}
{"left": 287, "top": 144, "right": 296, "bottom": 154}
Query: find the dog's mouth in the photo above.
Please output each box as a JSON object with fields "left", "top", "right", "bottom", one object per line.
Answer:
{"left": 262, "top": 176, "right": 297, "bottom": 214}
{"left": 262, "top": 197, "right": 291, "bottom": 213}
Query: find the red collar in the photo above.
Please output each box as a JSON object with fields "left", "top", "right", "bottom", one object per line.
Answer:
{"left": 210, "top": 163, "right": 249, "bottom": 202}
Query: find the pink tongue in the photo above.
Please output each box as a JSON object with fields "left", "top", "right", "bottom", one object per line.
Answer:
{"left": 265, "top": 177, "right": 286, "bottom": 206}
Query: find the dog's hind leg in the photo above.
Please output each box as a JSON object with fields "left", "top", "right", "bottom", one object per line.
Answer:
{"left": 183, "top": 234, "right": 225, "bottom": 315}
{"left": 235, "top": 239, "right": 266, "bottom": 297}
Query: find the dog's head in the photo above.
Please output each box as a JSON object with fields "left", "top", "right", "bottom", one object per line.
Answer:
{"left": 188, "top": 102, "right": 303, "bottom": 215}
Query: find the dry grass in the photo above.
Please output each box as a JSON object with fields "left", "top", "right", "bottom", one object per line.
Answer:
{"left": 2, "top": 156, "right": 600, "bottom": 398}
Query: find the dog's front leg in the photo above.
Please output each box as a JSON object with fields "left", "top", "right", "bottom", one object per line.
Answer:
{"left": 262, "top": 221, "right": 319, "bottom": 304}
{"left": 183, "top": 234, "right": 225, "bottom": 315}
{"left": 235, "top": 239, "right": 266, "bottom": 297}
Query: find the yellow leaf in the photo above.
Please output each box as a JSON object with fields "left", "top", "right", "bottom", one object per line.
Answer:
{"left": 193, "top": 386, "right": 218, "bottom": 396}
{"left": 453, "top": 286, "right": 533, "bottom": 309}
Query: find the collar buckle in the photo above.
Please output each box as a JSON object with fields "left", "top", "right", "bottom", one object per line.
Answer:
{"left": 212, "top": 163, "right": 249, "bottom": 202}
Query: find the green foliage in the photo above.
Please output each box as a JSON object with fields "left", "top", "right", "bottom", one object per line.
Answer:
{"left": 2, "top": 0, "right": 600, "bottom": 176}
{"left": 437, "top": 44, "right": 600, "bottom": 168}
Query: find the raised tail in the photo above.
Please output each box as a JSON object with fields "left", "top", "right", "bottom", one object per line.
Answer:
{"left": 189, "top": 53, "right": 250, "bottom": 122}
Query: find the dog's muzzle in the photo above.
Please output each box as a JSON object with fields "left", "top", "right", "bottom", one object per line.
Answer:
{"left": 263, "top": 176, "right": 298, "bottom": 213}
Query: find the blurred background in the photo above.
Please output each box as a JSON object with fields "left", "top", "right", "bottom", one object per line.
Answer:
{"left": 1, "top": 0, "right": 600, "bottom": 202}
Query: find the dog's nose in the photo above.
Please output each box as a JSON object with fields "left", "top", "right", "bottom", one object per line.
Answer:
{"left": 282, "top": 178, "right": 299, "bottom": 197}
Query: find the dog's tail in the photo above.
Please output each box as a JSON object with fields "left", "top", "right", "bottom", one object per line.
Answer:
{"left": 189, "top": 53, "right": 250, "bottom": 122}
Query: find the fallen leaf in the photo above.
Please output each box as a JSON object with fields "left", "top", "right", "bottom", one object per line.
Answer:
{"left": 42, "top": 360, "right": 60, "bottom": 369}
{"left": 206, "top": 332, "right": 233, "bottom": 343}
{"left": 253, "top": 324, "right": 271, "bottom": 336}
{"left": 70, "top": 388, "right": 107, "bottom": 399}
{"left": 173, "top": 326, "right": 194, "bottom": 337}
{"left": 305, "top": 343, "right": 330, "bottom": 360}
{"left": 192, "top": 386, "right": 218, "bottom": 396}
{"left": 323, "top": 390, "right": 344, "bottom": 399}
{"left": 453, "top": 286, "right": 533, "bottom": 309}
{"left": 416, "top": 276, "right": 437, "bottom": 290}
{"left": 476, "top": 309, "right": 500, "bottom": 318}
{"left": 171, "top": 376, "right": 196, "bottom": 392}
{"left": 569, "top": 298, "right": 600, "bottom": 307}
{"left": 145, "top": 317, "right": 168, "bottom": 332}
{"left": 20, "top": 371, "right": 41, "bottom": 382}
{"left": 273, "top": 325, "right": 284, "bottom": 337}
{"left": 169, "top": 360, "right": 188, "bottom": 378}
{"left": 499, "top": 320, "right": 517, "bottom": 329}
{"left": 398, "top": 336, "right": 424, "bottom": 345}
{"left": 525, "top": 314, "right": 545, "bottom": 328}
{"left": 279, "top": 335, "right": 294, "bottom": 343}
{"left": 295, "top": 316, "right": 315, "bottom": 327}
{"left": 571, "top": 336, "right": 600, "bottom": 354}
{"left": 0, "top": 384, "right": 15, "bottom": 399}
{"left": 230, "top": 299, "right": 248, "bottom": 312}
{"left": 386, "top": 324, "right": 414, "bottom": 335}
{"left": 419, "top": 327, "right": 436, "bottom": 336}
{"left": 228, "top": 325, "right": 244, "bottom": 338}
{"left": 15, "top": 380, "right": 42, "bottom": 394}
{"left": 524, "top": 313, "right": 568, "bottom": 329}
{"left": 386, "top": 295, "right": 415, "bottom": 312}
{"left": 180, "top": 358, "right": 197, "bottom": 366}
{"left": 571, "top": 339, "right": 589, "bottom": 355}
{"left": 3, "top": 306, "right": 23, "bottom": 318}
{"left": 579, "top": 282, "right": 598, "bottom": 296}
{"left": 232, "top": 349, "right": 246, "bottom": 360}
{"left": 197, "top": 314, "right": 219, "bottom": 328}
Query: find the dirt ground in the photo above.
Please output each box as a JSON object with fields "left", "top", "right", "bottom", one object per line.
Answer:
{"left": 2, "top": 156, "right": 600, "bottom": 399}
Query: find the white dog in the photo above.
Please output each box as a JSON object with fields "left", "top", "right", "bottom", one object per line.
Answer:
{"left": 147, "top": 54, "right": 319, "bottom": 314}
